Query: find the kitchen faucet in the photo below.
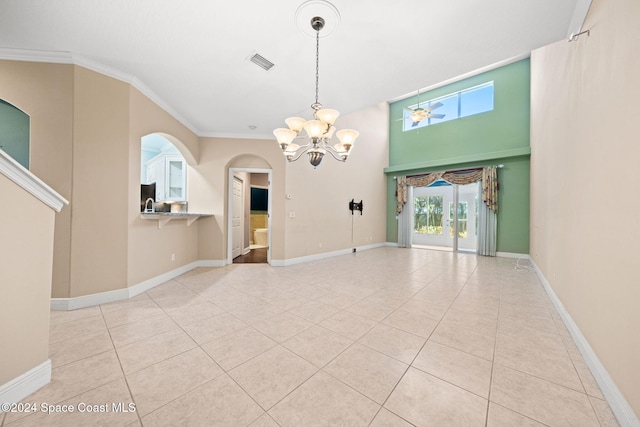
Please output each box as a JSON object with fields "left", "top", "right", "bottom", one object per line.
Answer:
{"left": 144, "top": 198, "right": 155, "bottom": 213}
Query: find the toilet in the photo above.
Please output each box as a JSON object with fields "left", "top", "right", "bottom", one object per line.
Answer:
{"left": 254, "top": 228, "right": 268, "bottom": 246}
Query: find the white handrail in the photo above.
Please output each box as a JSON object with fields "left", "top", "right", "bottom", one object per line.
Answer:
{"left": 0, "top": 149, "right": 68, "bottom": 212}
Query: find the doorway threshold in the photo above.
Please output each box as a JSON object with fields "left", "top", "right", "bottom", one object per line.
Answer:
{"left": 412, "top": 245, "right": 477, "bottom": 254}
{"left": 413, "top": 244, "right": 453, "bottom": 252}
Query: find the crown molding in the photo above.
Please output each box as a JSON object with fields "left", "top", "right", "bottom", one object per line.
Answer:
{"left": 0, "top": 48, "right": 202, "bottom": 137}
{"left": 200, "top": 131, "right": 274, "bottom": 140}
{"left": 0, "top": 47, "right": 73, "bottom": 64}
{"left": 388, "top": 53, "right": 530, "bottom": 105}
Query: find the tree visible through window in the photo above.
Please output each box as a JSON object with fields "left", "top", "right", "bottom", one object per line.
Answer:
{"left": 449, "top": 201, "right": 468, "bottom": 238}
{"left": 414, "top": 196, "right": 443, "bottom": 234}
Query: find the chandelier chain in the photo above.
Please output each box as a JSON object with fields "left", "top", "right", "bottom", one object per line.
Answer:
{"left": 315, "top": 29, "right": 320, "bottom": 107}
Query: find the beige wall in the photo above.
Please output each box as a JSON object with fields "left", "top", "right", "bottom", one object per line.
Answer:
{"left": 0, "top": 174, "right": 55, "bottom": 385}
{"left": 0, "top": 61, "right": 74, "bottom": 298}
{"left": 0, "top": 61, "right": 204, "bottom": 297}
{"left": 69, "top": 67, "right": 130, "bottom": 296}
{"left": 192, "top": 138, "right": 286, "bottom": 261}
{"left": 530, "top": 0, "right": 640, "bottom": 415}
{"left": 283, "top": 102, "right": 389, "bottom": 259}
{"left": 0, "top": 59, "right": 389, "bottom": 302}
{"left": 127, "top": 88, "right": 200, "bottom": 286}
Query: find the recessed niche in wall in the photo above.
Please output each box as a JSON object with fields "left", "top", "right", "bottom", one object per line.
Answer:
{"left": 0, "top": 99, "right": 30, "bottom": 169}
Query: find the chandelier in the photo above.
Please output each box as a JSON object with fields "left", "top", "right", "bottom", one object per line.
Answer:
{"left": 273, "top": 14, "right": 359, "bottom": 168}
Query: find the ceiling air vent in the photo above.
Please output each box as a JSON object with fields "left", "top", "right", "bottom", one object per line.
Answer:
{"left": 249, "top": 53, "right": 275, "bottom": 71}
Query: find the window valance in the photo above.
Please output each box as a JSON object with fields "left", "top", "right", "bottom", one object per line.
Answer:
{"left": 396, "top": 166, "right": 498, "bottom": 214}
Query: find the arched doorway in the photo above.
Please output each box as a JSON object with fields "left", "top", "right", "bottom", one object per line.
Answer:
{"left": 227, "top": 155, "right": 273, "bottom": 265}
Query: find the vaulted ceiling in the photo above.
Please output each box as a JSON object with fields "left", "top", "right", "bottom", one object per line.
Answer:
{"left": 0, "top": 0, "right": 588, "bottom": 139}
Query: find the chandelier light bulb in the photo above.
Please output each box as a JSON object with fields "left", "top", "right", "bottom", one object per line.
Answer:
{"left": 336, "top": 129, "right": 359, "bottom": 147}
{"left": 274, "top": 128, "right": 297, "bottom": 144}
{"left": 304, "top": 120, "right": 326, "bottom": 138}
{"left": 324, "top": 125, "right": 336, "bottom": 139}
{"left": 316, "top": 108, "right": 339, "bottom": 125}
{"left": 285, "top": 117, "right": 306, "bottom": 132}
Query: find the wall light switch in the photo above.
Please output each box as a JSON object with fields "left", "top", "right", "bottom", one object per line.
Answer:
{"left": 289, "top": 211, "right": 295, "bottom": 218}
{"left": 286, "top": 194, "right": 292, "bottom": 199}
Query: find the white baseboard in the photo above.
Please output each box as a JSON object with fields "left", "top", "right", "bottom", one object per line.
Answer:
{"left": 198, "top": 259, "right": 227, "bottom": 268}
{"left": 384, "top": 243, "right": 527, "bottom": 258}
{"left": 271, "top": 243, "right": 387, "bottom": 267}
{"left": 50, "top": 244, "right": 391, "bottom": 308}
{"left": 51, "top": 287, "right": 129, "bottom": 311}
{"left": 0, "top": 360, "right": 51, "bottom": 408}
{"left": 496, "top": 251, "right": 530, "bottom": 259}
{"left": 529, "top": 258, "right": 640, "bottom": 427}
{"left": 50, "top": 260, "right": 221, "bottom": 310}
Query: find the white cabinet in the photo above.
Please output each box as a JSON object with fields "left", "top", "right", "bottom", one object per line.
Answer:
{"left": 145, "top": 154, "right": 186, "bottom": 202}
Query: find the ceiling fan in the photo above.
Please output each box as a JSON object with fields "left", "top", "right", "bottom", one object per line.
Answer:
{"left": 401, "top": 90, "right": 445, "bottom": 127}
{"left": 405, "top": 102, "right": 445, "bottom": 127}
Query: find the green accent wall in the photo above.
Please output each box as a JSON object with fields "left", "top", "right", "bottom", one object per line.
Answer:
{"left": 0, "top": 99, "right": 30, "bottom": 169}
{"left": 386, "top": 59, "right": 530, "bottom": 254}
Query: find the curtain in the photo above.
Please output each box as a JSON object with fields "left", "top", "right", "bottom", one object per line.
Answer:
{"left": 397, "top": 186, "right": 413, "bottom": 248}
{"left": 481, "top": 166, "right": 498, "bottom": 212}
{"left": 396, "top": 166, "right": 499, "bottom": 255}
{"left": 478, "top": 198, "right": 497, "bottom": 256}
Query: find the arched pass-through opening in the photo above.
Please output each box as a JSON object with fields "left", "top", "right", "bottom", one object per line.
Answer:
{"left": 140, "top": 133, "right": 193, "bottom": 212}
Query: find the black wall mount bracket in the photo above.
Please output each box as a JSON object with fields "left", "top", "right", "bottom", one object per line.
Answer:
{"left": 349, "top": 199, "right": 363, "bottom": 215}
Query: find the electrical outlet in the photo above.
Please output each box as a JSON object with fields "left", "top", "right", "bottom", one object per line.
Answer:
{"left": 171, "top": 253, "right": 176, "bottom": 261}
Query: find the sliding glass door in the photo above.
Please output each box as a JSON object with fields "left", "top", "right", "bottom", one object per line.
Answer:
{"left": 412, "top": 180, "right": 478, "bottom": 252}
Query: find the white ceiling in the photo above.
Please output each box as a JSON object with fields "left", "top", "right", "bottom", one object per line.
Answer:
{"left": 0, "top": 0, "right": 586, "bottom": 140}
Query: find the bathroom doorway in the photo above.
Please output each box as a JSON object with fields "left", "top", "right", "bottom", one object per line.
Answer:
{"left": 228, "top": 168, "right": 272, "bottom": 265}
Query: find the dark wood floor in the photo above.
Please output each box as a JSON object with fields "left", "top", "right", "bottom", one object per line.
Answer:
{"left": 233, "top": 247, "right": 268, "bottom": 264}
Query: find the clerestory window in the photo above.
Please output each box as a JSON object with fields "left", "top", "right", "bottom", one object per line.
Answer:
{"left": 403, "top": 81, "right": 494, "bottom": 131}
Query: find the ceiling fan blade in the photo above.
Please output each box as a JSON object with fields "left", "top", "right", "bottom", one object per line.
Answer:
{"left": 429, "top": 113, "right": 445, "bottom": 119}
{"left": 424, "top": 102, "right": 443, "bottom": 112}
{"left": 403, "top": 108, "right": 415, "bottom": 114}
{"left": 411, "top": 121, "right": 420, "bottom": 127}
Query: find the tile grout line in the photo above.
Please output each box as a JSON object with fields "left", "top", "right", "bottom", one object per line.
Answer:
{"left": 366, "top": 260, "right": 479, "bottom": 425}
{"left": 489, "top": 264, "right": 580, "bottom": 427}
{"left": 147, "top": 278, "right": 314, "bottom": 425}
{"left": 99, "top": 302, "right": 144, "bottom": 427}
{"left": 484, "top": 267, "right": 502, "bottom": 427}
{"left": 34, "top": 249, "right": 621, "bottom": 425}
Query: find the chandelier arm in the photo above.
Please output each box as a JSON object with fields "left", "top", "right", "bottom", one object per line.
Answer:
{"left": 291, "top": 141, "right": 312, "bottom": 149}
{"left": 323, "top": 145, "right": 347, "bottom": 162}
{"left": 286, "top": 146, "right": 311, "bottom": 162}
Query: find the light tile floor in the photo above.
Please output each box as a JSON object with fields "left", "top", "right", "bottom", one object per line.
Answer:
{"left": 2, "top": 247, "right": 620, "bottom": 426}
